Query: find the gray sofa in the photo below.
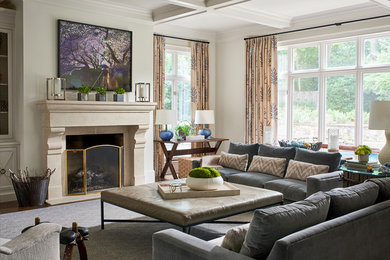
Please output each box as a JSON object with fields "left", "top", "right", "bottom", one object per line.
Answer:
{"left": 194, "top": 143, "right": 343, "bottom": 202}
{"left": 153, "top": 178, "right": 390, "bottom": 260}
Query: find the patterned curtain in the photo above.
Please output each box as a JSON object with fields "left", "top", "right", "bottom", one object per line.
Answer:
{"left": 245, "top": 36, "right": 278, "bottom": 144}
{"left": 153, "top": 36, "right": 166, "bottom": 177}
{"left": 191, "top": 42, "right": 209, "bottom": 151}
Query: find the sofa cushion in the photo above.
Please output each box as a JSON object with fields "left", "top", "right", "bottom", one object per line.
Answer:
{"left": 294, "top": 148, "right": 341, "bottom": 172}
{"left": 220, "top": 223, "right": 250, "bottom": 252}
{"left": 248, "top": 156, "right": 286, "bottom": 177}
{"left": 217, "top": 167, "right": 243, "bottom": 181}
{"left": 284, "top": 160, "right": 329, "bottom": 181}
{"left": 366, "top": 178, "right": 390, "bottom": 203}
{"left": 240, "top": 192, "right": 330, "bottom": 259}
{"left": 325, "top": 182, "right": 379, "bottom": 219}
{"left": 264, "top": 178, "right": 307, "bottom": 201}
{"left": 228, "top": 172, "right": 280, "bottom": 188}
{"left": 228, "top": 142, "right": 259, "bottom": 168}
{"left": 258, "top": 144, "right": 296, "bottom": 173}
{"left": 219, "top": 152, "right": 248, "bottom": 171}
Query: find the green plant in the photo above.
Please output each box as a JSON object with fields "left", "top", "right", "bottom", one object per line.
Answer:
{"left": 175, "top": 121, "right": 195, "bottom": 136}
{"left": 96, "top": 87, "right": 107, "bottom": 95}
{"left": 114, "top": 87, "right": 125, "bottom": 95}
{"left": 78, "top": 85, "right": 91, "bottom": 93}
{"left": 189, "top": 167, "right": 221, "bottom": 178}
{"left": 354, "top": 145, "right": 372, "bottom": 155}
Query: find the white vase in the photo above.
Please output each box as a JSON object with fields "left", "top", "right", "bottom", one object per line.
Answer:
{"left": 186, "top": 176, "right": 224, "bottom": 191}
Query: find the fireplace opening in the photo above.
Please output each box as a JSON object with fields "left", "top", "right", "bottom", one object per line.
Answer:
{"left": 66, "top": 134, "right": 124, "bottom": 195}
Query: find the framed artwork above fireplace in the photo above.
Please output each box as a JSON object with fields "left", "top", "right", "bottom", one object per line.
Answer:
{"left": 58, "top": 19, "right": 132, "bottom": 92}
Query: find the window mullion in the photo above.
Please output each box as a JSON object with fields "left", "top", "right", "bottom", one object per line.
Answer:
{"left": 319, "top": 42, "right": 326, "bottom": 143}
{"left": 356, "top": 38, "right": 363, "bottom": 146}
{"left": 287, "top": 46, "right": 293, "bottom": 140}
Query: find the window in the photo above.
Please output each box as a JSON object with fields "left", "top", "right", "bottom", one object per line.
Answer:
{"left": 164, "top": 47, "right": 191, "bottom": 123}
{"left": 278, "top": 33, "right": 390, "bottom": 149}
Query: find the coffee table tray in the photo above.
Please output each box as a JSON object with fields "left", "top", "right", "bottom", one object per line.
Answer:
{"left": 157, "top": 182, "right": 240, "bottom": 200}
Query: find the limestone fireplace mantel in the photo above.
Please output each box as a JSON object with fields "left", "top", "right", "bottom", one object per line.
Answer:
{"left": 38, "top": 100, "right": 156, "bottom": 205}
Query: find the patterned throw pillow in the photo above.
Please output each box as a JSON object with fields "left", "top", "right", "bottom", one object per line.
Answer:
{"left": 248, "top": 156, "right": 286, "bottom": 177}
{"left": 219, "top": 152, "right": 248, "bottom": 171}
{"left": 221, "top": 223, "right": 250, "bottom": 252}
{"left": 285, "top": 160, "right": 329, "bottom": 181}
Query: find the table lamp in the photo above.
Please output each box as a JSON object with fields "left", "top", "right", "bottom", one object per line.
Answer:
{"left": 368, "top": 100, "right": 390, "bottom": 164}
{"left": 195, "top": 110, "right": 215, "bottom": 139}
{"left": 155, "top": 110, "right": 176, "bottom": 141}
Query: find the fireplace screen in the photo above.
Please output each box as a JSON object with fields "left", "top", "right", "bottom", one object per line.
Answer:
{"left": 66, "top": 145, "right": 123, "bottom": 195}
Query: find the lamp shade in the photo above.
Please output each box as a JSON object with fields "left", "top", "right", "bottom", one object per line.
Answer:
{"left": 155, "top": 110, "right": 177, "bottom": 125}
{"left": 369, "top": 101, "right": 390, "bottom": 130}
{"left": 195, "top": 110, "right": 215, "bottom": 125}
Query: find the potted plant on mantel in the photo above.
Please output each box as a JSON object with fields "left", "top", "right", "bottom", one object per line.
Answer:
{"left": 77, "top": 85, "right": 91, "bottom": 101}
{"left": 95, "top": 87, "right": 107, "bottom": 101}
{"left": 355, "top": 145, "right": 372, "bottom": 163}
{"left": 114, "top": 87, "right": 125, "bottom": 102}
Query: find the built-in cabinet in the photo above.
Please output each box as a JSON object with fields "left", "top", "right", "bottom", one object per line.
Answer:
{"left": 0, "top": 7, "right": 18, "bottom": 202}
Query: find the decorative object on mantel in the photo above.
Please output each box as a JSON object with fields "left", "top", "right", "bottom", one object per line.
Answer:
{"left": 369, "top": 100, "right": 390, "bottom": 164}
{"left": 279, "top": 140, "right": 322, "bottom": 151}
{"left": 328, "top": 128, "right": 339, "bottom": 152}
{"left": 77, "top": 85, "right": 91, "bottom": 101}
{"left": 4, "top": 168, "right": 56, "bottom": 207}
{"left": 155, "top": 109, "right": 176, "bottom": 141}
{"left": 195, "top": 110, "right": 215, "bottom": 139}
{"left": 58, "top": 20, "right": 132, "bottom": 92}
{"left": 175, "top": 121, "right": 195, "bottom": 141}
{"left": 355, "top": 145, "right": 372, "bottom": 163}
{"left": 135, "top": 83, "right": 150, "bottom": 102}
{"left": 95, "top": 87, "right": 107, "bottom": 101}
{"left": 113, "top": 87, "right": 125, "bottom": 102}
{"left": 186, "top": 167, "right": 224, "bottom": 191}
{"left": 46, "top": 78, "right": 66, "bottom": 100}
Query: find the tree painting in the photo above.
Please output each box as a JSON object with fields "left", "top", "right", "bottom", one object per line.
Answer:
{"left": 58, "top": 20, "right": 132, "bottom": 91}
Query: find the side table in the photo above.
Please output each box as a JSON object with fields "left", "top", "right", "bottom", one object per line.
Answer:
{"left": 340, "top": 164, "right": 389, "bottom": 187}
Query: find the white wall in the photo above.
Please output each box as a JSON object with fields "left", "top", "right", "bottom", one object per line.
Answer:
{"left": 215, "top": 17, "right": 390, "bottom": 151}
{"left": 21, "top": 0, "right": 155, "bottom": 182}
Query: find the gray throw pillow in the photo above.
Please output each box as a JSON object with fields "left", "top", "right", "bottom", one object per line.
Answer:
{"left": 294, "top": 148, "right": 341, "bottom": 172}
{"left": 325, "top": 182, "right": 379, "bottom": 219}
{"left": 228, "top": 142, "right": 259, "bottom": 168}
{"left": 258, "top": 144, "right": 296, "bottom": 173}
{"left": 240, "top": 192, "right": 330, "bottom": 259}
{"left": 366, "top": 178, "right": 390, "bottom": 202}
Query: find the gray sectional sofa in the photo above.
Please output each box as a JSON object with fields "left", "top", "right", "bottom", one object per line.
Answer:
{"left": 153, "top": 178, "right": 390, "bottom": 260}
{"left": 194, "top": 143, "right": 343, "bottom": 202}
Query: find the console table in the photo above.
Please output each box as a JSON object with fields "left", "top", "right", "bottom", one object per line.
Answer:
{"left": 154, "top": 138, "right": 228, "bottom": 179}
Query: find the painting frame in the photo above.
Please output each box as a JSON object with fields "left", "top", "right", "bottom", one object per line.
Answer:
{"left": 58, "top": 19, "right": 132, "bottom": 92}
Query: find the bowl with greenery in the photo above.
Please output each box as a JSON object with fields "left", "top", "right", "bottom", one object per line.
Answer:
{"left": 114, "top": 87, "right": 125, "bottom": 102}
{"left": 186, "top": 167, "right": 223, "bottom": 190}
{"left": 77, "top": 85, "right": 91, "bottom": 101}
{"left": 355, "top": 145, "right": 372, "bottom": 163}
{"left": 95, "top": 86, "right": 107, "bottom": 101}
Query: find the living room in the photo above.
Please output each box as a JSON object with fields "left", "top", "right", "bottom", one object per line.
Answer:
{"left": 0, "top": 0, "right": 390, "bottom": 259}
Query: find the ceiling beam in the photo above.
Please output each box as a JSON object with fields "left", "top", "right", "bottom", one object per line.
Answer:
{"left": 153, "top": 4, "right": 203, "bottom": 23}
{"left": 370, "top": 0, "right": 390, "bottom": 10}
{"left": 167, "top": 0, "right": 206, "bottom": 9}
{"left": 206, "top": 0, "right": 250, "bottom": 8}
{"left": 215, "top": 6, "right": 291, "bottom": 28}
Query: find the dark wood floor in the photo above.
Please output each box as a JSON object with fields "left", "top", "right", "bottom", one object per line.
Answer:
{"left": 0, "top": 173, "right": 174, "bottom": 214}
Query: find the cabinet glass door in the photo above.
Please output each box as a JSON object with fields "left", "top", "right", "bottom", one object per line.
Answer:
{"left": 0, "top": 32, "right": 8, "bottom": 136}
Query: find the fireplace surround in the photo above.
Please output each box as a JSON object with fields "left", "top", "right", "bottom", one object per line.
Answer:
{"left": 38, "top": 100, "right": 156, "bottom": 205}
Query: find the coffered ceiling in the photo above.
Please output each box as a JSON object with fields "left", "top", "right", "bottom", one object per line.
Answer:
{"left": 91, "top": 0, "right": 390, "bottom": 33}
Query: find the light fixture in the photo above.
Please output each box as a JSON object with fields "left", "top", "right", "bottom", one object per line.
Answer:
{"left": 195, "top": 110, "right": 215, "bottom": 139}
{"left": 368, "top": 100, "right": 390, "bottom": 164}
{"left": 155, "top": 110, "right": 176, "bottom": 141}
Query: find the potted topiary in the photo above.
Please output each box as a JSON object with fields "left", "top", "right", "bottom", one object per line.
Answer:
{"left": 95, "top": 86, "right": 107, "bottom": 101}
{"left": 186, "top": 167, "right": 224, "bottom": 191}
{"left": 355, "top": 145, "right": 372, "bottom": 163}
{"left": 77, "top": 85, "right": 91, "bottom": 101}
{"left": 113, "top": 87, "right": 125, "bottom": 102}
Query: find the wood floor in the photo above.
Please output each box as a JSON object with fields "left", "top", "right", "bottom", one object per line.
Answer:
{"left": 0, "top": 173, "right": 174, "bottom": 214}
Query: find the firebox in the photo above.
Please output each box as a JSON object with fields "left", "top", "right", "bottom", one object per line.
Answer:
{"left": 65, "top": 134, "right": 124, "bottom": 195}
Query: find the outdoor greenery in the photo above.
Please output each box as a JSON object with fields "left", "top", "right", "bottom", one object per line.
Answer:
{"left": 189, "top": 167, "right": 221, "bottom": 178}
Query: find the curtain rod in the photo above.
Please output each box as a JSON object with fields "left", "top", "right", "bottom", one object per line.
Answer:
{"left": 244, "top": 14, "right": 390, "bottom": 41}
{"left": 153, "top": 33, "right": 210, "bottom": 44}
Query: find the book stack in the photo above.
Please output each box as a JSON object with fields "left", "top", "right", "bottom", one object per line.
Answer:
{"left": 344, "top": 160, "right": 381, "bottom": 171}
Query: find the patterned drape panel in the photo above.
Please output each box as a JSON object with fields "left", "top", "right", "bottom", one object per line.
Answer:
{"left": 153, "top": 36, "right": 166, "bottom": 177}
{"left": 245, "top": 36, "right": 278, "bottom": 144}
{"left": 191, "top": 42, "right": 209, "bottom": 152}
